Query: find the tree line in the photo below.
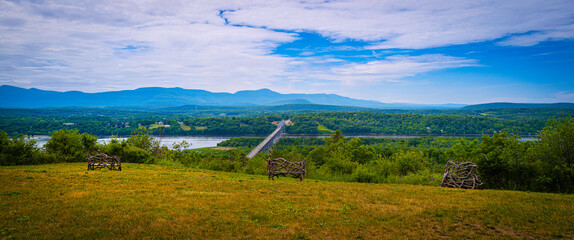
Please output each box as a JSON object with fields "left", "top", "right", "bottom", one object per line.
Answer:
{"left": 222, "top": 116, "right": 574, "bottom": 193}
{"left": 286, "top": 112, "right": 544, "bottom": 135}
{"left": 1, "top": 108, "right": 559, "bottom": 137}
{"left": 0, "top": 115, "right": 281, "bottom": 137}
{"left": 1, "top": 113, "right": 572, "bottom": 193}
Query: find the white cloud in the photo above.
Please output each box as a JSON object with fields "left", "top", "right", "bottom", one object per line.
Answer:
{"left": 332, "top": 55, "right": 479, "bottom": 76}
{"left": 497, "top": 24, "right": 574, "bottom": 47}
{"left": 287, "top": 54, "right": 480, "bottom": 86}
{"left": 0, "top": 0, "right": 299, "bottom": 92}
{"left": 224, "top": 0, "right": 574, "bottom": 49}
{"left": 556, "top": 91, "right": 574, "bottom": 102}
{"left": 0, "top": 0, "right": 572, "bottom": 104}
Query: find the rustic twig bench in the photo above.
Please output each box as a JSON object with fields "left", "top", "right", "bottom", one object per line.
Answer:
{"left": 267, "top": 157, "right": 306, "bottom": 181}
{"left": 441, "top": 160, "right": 481, "bottom": 189}
{"left": 87, "top": 153, "right": 122, "bottom": 171}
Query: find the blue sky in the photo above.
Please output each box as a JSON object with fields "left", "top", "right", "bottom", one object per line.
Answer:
{"left": 1, "top": 0, "right": 573, "bottom": 104}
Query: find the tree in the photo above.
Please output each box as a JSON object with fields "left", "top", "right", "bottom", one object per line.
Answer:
{"left": 44, "top": 129, "right": 96, "bottom": 162}
{"left": 534, "top": 116, "right": 574, "bottom": 193}
{"left": 325, "top": 129, "right": 345, "bottom": 149}
{"left": 475, "top": 131, "right": 517, "bottom": 189}
{"left": 0, "top": 131, "right": 40, "bottom": 165}
{"left": 125, "top": 128, "right": 159, "bottom": 154}
{"left": 537, "top": 116, "right": 574, "bottom": 169}
{"left": 446, "top": 138, "right": 479, "bottom": 162}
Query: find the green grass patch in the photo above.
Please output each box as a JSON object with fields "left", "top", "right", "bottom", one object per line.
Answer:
{"left": 180, "top": 125, "right": 192, "bottom": 131}
{"left": 195, "top": 126, "right": 207, "bottom": 130}
{"left": 1, "top": 163, "right": 573, "bottom": 239}
{"left": 193, "top": 146, "right": 242, "bottom": 153}
{"left": 0, "top": 192, "right": 20, "bottom": 196}
{"left": 317, "top": 123, "right": 335, "bottom": 133}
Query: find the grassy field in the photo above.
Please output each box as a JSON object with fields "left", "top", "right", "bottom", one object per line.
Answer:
{"left": 180, "top": 124, "right": 192, "bottom": 131}
{"left": 148, "top": 124, "right": 165, "bottom": 130}
{"left": 317, "top": 123, "right": 335, "bottom": 133}
{"left": 1, "top": 163, "right": 573, "bottom": 239}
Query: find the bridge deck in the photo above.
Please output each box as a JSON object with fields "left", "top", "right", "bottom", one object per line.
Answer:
{"left": 246, "top": 120, "right": 287, "bottom": 159}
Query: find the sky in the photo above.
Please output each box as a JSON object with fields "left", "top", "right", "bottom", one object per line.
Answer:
{"left": 1, "top": 0, "right": 573, "bottom": 104}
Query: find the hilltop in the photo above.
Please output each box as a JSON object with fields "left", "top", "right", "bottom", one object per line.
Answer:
{"left": 1, "top": 163, "right": 573, "bottom": 239}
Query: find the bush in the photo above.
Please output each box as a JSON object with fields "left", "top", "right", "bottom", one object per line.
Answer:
{"left": 125, "top": 128, "right": 160, "bottom": 156}
{"left": 370, "top": 156, "right": 399, "bottom": 180}
{"left": 245, "top": 155, "right": 267, "bottom": 175}
{"left": 395, "top": 150, "right": 427, "bottom": 176}
{"left": 0, "top": 131, "right": 42, "bottom": 165}
{"left": 162, "top": 141, "right": 201, "bottom": 167}
{"left": 352, "top": 165, "right": 377, "bottom": 183}
{"left": 44, "top": 129, "right": 96, "bottom": 162}
{"left": 120, "top": 145, "right": 155, "bottom": 163}
{"left": 101, "top": 138, "right": 156, "bottom": 164}
{"left": 198, "top": 158, "right": 242, "bottom": 172}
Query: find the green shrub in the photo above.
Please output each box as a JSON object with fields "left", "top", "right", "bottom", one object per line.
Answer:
{"left": 395, "top": 150, "right": 427, "bottom": 176}
{"left": 352, "top": 165, "right": 376, "bottom": 183}
{"left": 199, "top": 158, "right": 242, "bottom": 172}
{"left": 120, "top": 145, "right": 155, "bottom": 163}
{"left": 245, "top": 155, "right": 267, "bottom": 175}
{"left": 0, "top": 132, "right": 41, "bottom": 165}
{"left": 44, "top": 129, "right": 96, "bottom": 162}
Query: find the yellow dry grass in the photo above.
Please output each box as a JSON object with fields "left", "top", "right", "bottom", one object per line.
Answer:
{"left": 211, "top": 147, "right": 235, "bottom": 151}
{"left": 1, "top": 163, "right": 573, "bottom": 239}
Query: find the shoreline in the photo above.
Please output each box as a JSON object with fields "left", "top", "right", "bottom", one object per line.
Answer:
{"left": 25, "top": 133, "right": 538, "bottom": 139}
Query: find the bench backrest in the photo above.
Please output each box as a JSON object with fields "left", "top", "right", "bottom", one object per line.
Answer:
{"left": 267, "top": 157, "right": 305, "bottom": 173}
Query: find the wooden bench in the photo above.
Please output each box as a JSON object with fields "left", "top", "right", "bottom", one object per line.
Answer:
{"left": 87, "top": 153, "right": 122, "bottom": 171}
{"left": 267, "top": 157, "right": 306, "bottom": 181}
{"left": 441, "top": 160, "right": 481, "bottom": 189}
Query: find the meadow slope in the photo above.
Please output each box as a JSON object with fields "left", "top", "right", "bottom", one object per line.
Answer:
{"left": 1, "top": 163, "right": 573, "bottom": 239}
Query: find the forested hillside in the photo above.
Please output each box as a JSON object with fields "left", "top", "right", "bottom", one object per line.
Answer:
{"left": 1, "top": 108, "right": 552, "bottom": 137}
{"left": 286, "top": 112, "right": 543, "bottom": 135}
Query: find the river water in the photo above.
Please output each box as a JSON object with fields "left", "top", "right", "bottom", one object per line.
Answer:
{"left": 30, "top": 136, "right": 232, "bottom": 150}
{"left": 28, "top": 134, "right": 538, "bottom": 150}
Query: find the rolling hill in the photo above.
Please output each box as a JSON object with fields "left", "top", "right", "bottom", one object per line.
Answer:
{"left": 462, "top": 102, "right": 574, "bottom": 109}
{"left": 0, "top": 85, "right": 463, "bottom": 109}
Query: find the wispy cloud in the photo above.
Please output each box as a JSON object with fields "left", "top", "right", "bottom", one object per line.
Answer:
{"left": 224, "top": 0, "right": 574, "bottom": 49}
{"left": 556, "top": 91, "right": 574, "bottom": 102}
{"left": 331, "top": 54, "right": 479, "bottom": 78}
{"left": 0, "top": 0, "right": 572, "bottom": 104}
{"left": 497, "top": 25, "right": 574, "bottom": 47}
{"left": 0, "top": 0, "right": 298, "bottom": 92}
{"left": 286, "top": 54, "right": 480, "bottom": 86}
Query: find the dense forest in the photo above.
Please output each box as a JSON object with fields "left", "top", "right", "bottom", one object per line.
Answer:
{"left": 286, "top": 112, "right": 543, "bottom": 135}
{"left": 2, "top": 107, "right": 568, "bottom": 137}
{"left": 0, "top": 113, "right": 282, "bottom": 136}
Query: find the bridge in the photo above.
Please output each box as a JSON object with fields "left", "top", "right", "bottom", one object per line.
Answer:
{"left": 246, "top": 120, "right": 288, "bottom": 159}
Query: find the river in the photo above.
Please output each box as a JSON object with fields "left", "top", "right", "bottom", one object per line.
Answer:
{"left": 30, "top": 136, "right": 233, "bottom": 150}
{"left": 28, "top": 134, "right": 538, "bottom": 150}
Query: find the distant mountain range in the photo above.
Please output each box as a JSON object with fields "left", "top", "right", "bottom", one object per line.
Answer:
{"left": 461, "top": 102, "right": 574, "bottom": 110}
{"left": 1, "top": 85, "right": 572, "bottom": 110}
{"left": 0, "top": 85, "right": 464, "bottom": 109}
